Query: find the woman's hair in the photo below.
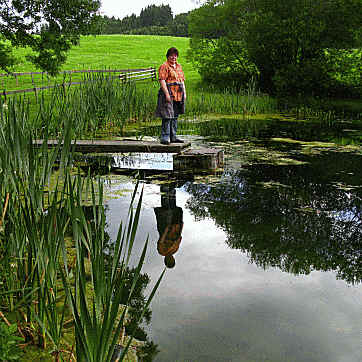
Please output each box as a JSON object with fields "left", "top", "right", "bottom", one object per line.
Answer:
{"left": 164, "top": 255, "right": 176, "bottom": 268}
{"left": 166, "top": 47, "right": 179, "bottom": 58}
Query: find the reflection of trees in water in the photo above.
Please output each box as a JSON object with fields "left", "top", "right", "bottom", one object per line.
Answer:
{"left": 185, "top": 152, "right": 362, "bottom": 284}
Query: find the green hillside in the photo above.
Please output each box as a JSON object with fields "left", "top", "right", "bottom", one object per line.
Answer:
{"left": 3, "top": 35, "right": 199, "bottom": 92}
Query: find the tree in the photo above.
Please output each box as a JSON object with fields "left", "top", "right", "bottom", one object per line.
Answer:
{"left": 188, "top": 1, "right": 258, "bottom": 88}
{"left": 0, "top": 0, "right": 101, "bottom": 75}
{"left": 120, "top": 14, "right": 141, "bottom": 33}
{"left": 139, "top": 4, "right": 173, "bottom": 27}
{"left": 188, "top": 0, "right": 362, "bottom": 95}
{"left": 100, "top": 15, "right": 122, "bottom": 35}
{"left": 169, "top": 12, "right": 190, "bottom": 37}
{"left": 119, "top": 4, "right": 179, "bottom": 36}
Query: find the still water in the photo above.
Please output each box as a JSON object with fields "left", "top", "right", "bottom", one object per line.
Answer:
{"left": 103, "top": 117, "right": 361, "bottom": 361}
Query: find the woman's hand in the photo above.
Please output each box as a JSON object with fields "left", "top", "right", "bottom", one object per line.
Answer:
{"left": 160, "top": 80, "right": 172, "bottom": 103}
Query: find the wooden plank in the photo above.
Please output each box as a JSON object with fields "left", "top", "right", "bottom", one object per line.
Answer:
{"left": 33, "top": 139, "right": 191, "bottom": 154}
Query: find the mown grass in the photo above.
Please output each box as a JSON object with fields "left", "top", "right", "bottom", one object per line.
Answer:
{"left": 2, "top": 35, "right": 199, "bottom": 92}
{"left": 9, "top": 35, "right": 194, "bottom": 72}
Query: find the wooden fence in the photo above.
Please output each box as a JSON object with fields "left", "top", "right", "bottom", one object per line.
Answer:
{"left": 1, "top": 67, "right": 157, "bottom": 97}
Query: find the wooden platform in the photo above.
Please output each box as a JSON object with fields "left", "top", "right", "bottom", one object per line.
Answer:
{"left": 34, "top": 139, "right": 224, "bottom": 171}
{"left": 33, "top": 139, "right": 191, "bottom": 154}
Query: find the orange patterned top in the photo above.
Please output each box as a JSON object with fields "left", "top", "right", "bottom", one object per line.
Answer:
{"left": 158, "top": 61, "right": 185, "bottom": 102}
{"left": 157, "top": 224, "right": 183, "bottom": 256}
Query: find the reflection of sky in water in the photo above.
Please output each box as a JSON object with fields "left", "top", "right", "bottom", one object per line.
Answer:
{"left": 104, "top": 182, "right": 362, "bottom": 362}
{"left": 112, "top": 153, "right": 174, "bottom": 170}
{"left": 330, "top": 207, "right": 359, "bottom": 222}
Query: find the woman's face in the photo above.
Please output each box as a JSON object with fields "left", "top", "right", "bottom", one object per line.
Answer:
{"left": 167, "top": 53, "right": 178, "bottom": 65}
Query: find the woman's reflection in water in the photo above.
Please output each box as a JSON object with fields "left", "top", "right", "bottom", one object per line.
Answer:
{"left": 154, "top": 184, "right": 183, "bottom": 269}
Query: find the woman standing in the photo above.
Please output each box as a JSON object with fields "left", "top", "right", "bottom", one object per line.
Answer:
{"left": 155, "top": 47, "right": 186, "bottom": 145}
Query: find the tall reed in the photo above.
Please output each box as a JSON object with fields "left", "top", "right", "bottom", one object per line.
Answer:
{"left": 0, "top": 95, "right": 68, "bottom": 350}
{"left": 0, "top": 94, "right": 164, "bottom": 361}
{"left": 26, "top": 74, "right": 158, "bottom": 138}
{"left": 185, "top": 84, "right": 277, "bottom": 118}
{"left": 62, "top": 179, "right": 164, "bottom": 361}
{"left": 4, "top": 72, "right": 278, "bottom": 142}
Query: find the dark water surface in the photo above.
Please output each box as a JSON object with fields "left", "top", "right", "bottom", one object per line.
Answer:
{"left": 104, "top": 117, "right": 361, "bottom": 362}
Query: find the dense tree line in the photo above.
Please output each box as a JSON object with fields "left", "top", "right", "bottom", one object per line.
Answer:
{"left": 188, "top": 0, "right": 362, "bottom": 97}
{"left": 100, "top": 5, "right": 189, "bottom": 37}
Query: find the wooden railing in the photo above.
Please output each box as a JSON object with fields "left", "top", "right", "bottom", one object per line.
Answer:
{"left": 1, "top": 67, "right": 157, "bottom": 97}
{"left": 118, "top": 68, "right": 156, "bottom": 82}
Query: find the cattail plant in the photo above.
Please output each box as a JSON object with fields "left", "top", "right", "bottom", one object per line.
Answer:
{"left": 61, "top": 178, "right": 164, "bottom": 362}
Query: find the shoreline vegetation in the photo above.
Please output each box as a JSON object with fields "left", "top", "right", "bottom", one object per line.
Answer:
{"left": 0, "top": 34, "right": 361, "bottom": 361}
{"left": 0, "top": 97, "right": 164, "bottom": 361}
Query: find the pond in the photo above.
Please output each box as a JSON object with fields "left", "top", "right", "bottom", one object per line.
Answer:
{"left": 101, "top": 115, "right": 361, "bottom": 361}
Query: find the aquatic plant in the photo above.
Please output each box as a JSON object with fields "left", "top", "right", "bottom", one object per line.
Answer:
{"left": 186, "top": 84, "right": 277, "bottom": 118}
{"left": 0, "top": 93, "right": 164, "bottom": 361}
{"left": 62, "top": 179, "right": 164, "bottom": 361}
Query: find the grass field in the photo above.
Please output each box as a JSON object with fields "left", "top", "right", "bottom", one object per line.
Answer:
{"left": 1, "top": 35, "right": 200, "bottom": 91}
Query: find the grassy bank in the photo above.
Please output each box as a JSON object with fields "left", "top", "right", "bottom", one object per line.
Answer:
{"left": 9, "top": 35, "right": 194, "bottom": 73}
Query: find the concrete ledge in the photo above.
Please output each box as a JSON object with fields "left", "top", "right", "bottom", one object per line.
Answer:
{"left": 173, "top": 148, "right": 224, "bottom": 171}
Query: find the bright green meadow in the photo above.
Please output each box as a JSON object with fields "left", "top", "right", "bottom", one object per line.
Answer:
{"left": 2, "top": 35, "right": 199, "bottom": 89}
